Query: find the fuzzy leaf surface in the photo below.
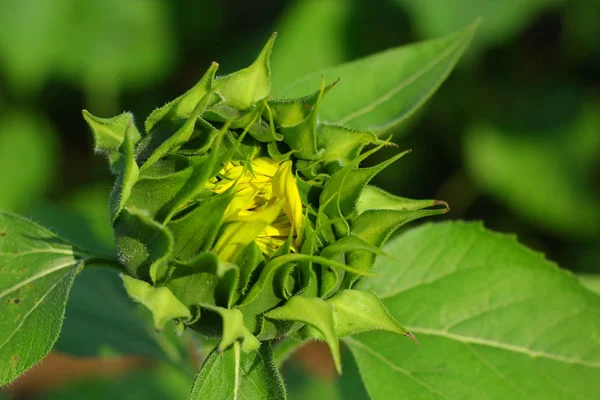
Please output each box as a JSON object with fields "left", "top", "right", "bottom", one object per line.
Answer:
{"left": 277, "top": 21, "right": 478, "bottom": 133}
{"left": 0, "top": 213, "right": 92, "bottom": 385}
{"left": 347, "top": 222, "right": 600, "bottom": 399}
{"left": 188, "top": 342, "right": 286, "bottom": 400}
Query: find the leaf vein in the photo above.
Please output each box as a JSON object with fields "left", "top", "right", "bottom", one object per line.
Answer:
{"left": 345, "top": 337, "right": 451, "bottom": 399}
{"left": 336, "top": 32, "right": 469, "bottom": 127}
{"left": 0, "top": 258, "right": 79, "bottom": 299}
{"left": 407, "top": 327, "right": 600, "bottom": 368}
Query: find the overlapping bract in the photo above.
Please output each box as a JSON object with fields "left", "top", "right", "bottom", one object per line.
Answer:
{"left": 83, "top": 33, "right": 447, "bottom": 372}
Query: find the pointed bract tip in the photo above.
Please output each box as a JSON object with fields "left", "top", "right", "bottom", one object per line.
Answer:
{"left": 434, "top": 200, "right": 450, "bottom": 213}
{"left": 405, "top": 332, "right": 420, "bottom": 348}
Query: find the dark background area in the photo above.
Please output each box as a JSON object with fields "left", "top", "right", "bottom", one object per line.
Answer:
{"left": 1, "top": 0, "right": 598, "bottom": 398}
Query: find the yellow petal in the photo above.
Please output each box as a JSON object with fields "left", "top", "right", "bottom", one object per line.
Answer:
{"left": 255, "top": 236, "right": 287, "bottom": 256}
{"left": 272, "top": 160, "right": 303, "bottom": 241}
{"left": 213, "top": 201, "right": 283, "bottom": 262}
{"left": 251, "top": 157, "right": 279, "bottom": 177}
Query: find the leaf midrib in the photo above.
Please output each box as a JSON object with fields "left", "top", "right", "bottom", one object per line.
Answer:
{"left": 0, "top": 257, "right": 79, "bottom": 299}
{"left": 335, "top": 29, "right": 469, "bottom": 127}
{"left": 344, "top": 337, "right": 451, "bottom": 399}
{"left": 0, "top": 264, "right": 77, "bottom": 352}
{"left": 405, "top": 326, "right": 600, "bottom": 368}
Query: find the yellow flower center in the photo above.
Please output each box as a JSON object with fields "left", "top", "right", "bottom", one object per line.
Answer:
{"left": 209, "top": 157, "right": 304, "bottom": 258}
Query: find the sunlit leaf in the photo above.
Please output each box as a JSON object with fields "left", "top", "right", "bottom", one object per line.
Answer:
{"left": 188, "top": 343, "right": 285, "bottom": 400}
{"left": 350, "top": 222, "right": 600, "bottom": 399}
{"left": 0, "top": 213, "right": 95, "bottom": 384}
{"left": 277, "top": 21, "right": 478, "bottom": 133}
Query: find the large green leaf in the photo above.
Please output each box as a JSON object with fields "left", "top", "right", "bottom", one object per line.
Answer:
{"left": 347, "top": 222, "right": 600, "bottom": 399}
{"left": 0, "top": 213, "right": 95, "bottom": 385}
{"left": 188, "top": 343, "right": 286, "bottom": 400}
{"left": 276, "top": 21, "right": 478, "bottom": 133}
{"left": 578, "top": 274, "right": 600, "bottom": 296}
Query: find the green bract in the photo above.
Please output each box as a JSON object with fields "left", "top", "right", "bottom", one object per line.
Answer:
{"left": 83, "top": 33, "right": 447, "bottom": 376}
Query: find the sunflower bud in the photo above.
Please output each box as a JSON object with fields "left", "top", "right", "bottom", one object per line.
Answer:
{"left": 83, "top": 33, "right": 448, "bottom": 373}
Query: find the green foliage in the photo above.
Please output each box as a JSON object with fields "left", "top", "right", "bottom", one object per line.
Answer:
{"left": 350, "top": 222, "right": 600, "bottom": 399}
{"left": 0, "top": 213, "right": 93, "bottom": 385}
{"left": 277, "top": 20, "right": 479, "bottom": 133}
{"left": 78, "top": 29, "right": 456, "bottom": 397}
{"left": 2, "top": 8, "right": 597, "bottom": 400}
{"left": 189, "top": 343, "right": 285, "bottom": 400}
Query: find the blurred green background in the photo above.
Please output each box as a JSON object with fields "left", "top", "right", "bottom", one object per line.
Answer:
{"left": 0, "top": 0, "right": 598, "bottom": 398}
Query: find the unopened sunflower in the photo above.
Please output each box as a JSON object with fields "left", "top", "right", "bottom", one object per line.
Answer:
{"left": 83, "top": 33, "right": 447, "bottom": 374}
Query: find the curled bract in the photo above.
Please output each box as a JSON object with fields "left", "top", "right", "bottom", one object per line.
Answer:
{"left": 83, "top": 33, "right": 448, "bottom": 373}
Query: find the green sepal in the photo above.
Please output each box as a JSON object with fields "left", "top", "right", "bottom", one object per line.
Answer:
{"left": 266, "top": 295, "right": 341, "bottom": 374}
{"left": 279, "top": 79, "right": 326, "bottom": 160}
{"left": 238, "top": 253, "right": 371, "bottom": 333}
{"left": 82, "top": 110, "right": 141, "bottom": 171}
{"left": 299, "top": 289, "right": 412, "bottom": 340}
{"left": 319, "top": 234, "right": 399, "bottom": 298}
{"left": 177, "top": 118, "right": 219, "bottom": 156}
{"left": 109, "top": 126, "right": 140, "bottom": 221}
{"left": 145, "top": 62, "right": 219, "bottom": 133}
{"left": 357, "top": 184, "right": 447, "bottom": 214}
{"left": 220, "top": 130, "right": 261, "bottom": 162}
{"left": 114, "top": 207, "right": 173, "bottom": 283}
{"left": 316, "top": 124, "right": 378, "bottom": 174}
{"left": 158, "top": 125, "right": 230, "bottom": 224}
{"left": 344, "top": 206, "right": 449, "bottom": 287}
{"left": 267, "top": 79, "right": 338, "bottom": 127}
{"left": 319, "top": 145, "right": 406, "bottom": 236}
{"left": 319, "top": 254, "right": 345, "bottom": 300}
{"left": 320, "top": 233, "right": 398, "bottom": 261}
{"left": 126, "top": 162, "right": 194, "bottom": 219}
{"left": 234, "top": 242, "right": 264, "bottom": 296}
{"left": 214, "top": 202, "right": 283, "bottom": 263}
{"left": 246, "top": 102, "right": 284, "bottom": 142}
{"left": 201, "top": 305, "right": 260, "bottom": 353}
{"left": 207, "top": 102, "right": 283, "bottom": 143}
{"left": 137, "top": 89, "right": 217, "bottom": 172}
{"left": 167, "top": 189, "right": 235, "bottom": 261}
{"left": 121, "top": 275, "right": 191, "bottom": 330}
{"left": 213, "top": 33, "right": 276, "bottom": 110}
{"left": 297, "top": 220, "right": 320, "bottom": 298}
{"left": 166, "top": 253, "right": 233, "bottom": 312}
{"left": 338, "top": 149, "right": 411, "bottom": 217}
{"left": 256, "top": 317, "right": 298, "bottom": 342}
{"left": 267, "top": 141, "right": 294, "bottom": 162}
